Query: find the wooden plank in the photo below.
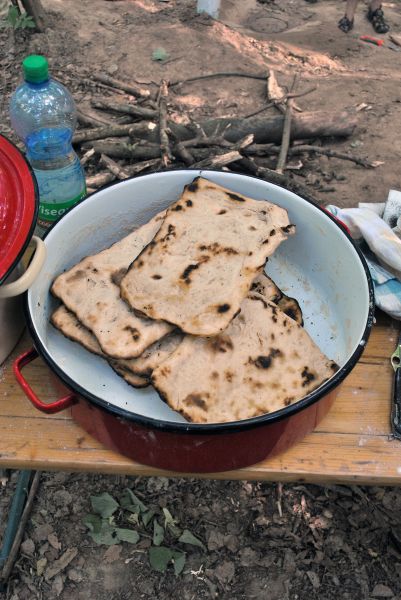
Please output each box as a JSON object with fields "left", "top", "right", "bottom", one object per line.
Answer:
{"left": 360, "top": 319, "right": 398, "bottom": 361}
{"left": 0, "top": 416, "right": 399, "bottom": 485}
{"left": 1, "top": 319, "right": 399, "bottom": 486}
{"left": 1, "top": 359, "right": 392, "bottom": 433}
{"left": 315, "top": 361, "right": 392, "bottom": 435}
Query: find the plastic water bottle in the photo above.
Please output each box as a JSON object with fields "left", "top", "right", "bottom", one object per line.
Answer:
{"left": 10, "top": 55, "right": 86, "bottom": 235}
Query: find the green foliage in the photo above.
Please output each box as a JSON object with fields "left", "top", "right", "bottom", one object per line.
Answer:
{"left": 153, "top": 519, "right": 164, "bottom": 546}
{"left": 90, "top": 492, "right": 119, "bottom": 518}
{"left": 1, "top": 5, "right": 35, "bottom": 29}
{"left": 149, "top": 546, "right": 186, "bottom": 576}
{"left": 152, "top": 47, "right": 169, "bottom": 62}
{"left": 83, "top": 487, "right": 205, "bottom": 575}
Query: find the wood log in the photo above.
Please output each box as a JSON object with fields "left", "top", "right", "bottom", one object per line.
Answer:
{"left": 91, "top": 73, "right": 150, "bottom": 98}
{"left": 76, "top": 111, "right": 356, "bottom": 151}
{"left": 88, "top": 141, "right": 210, "bottom": 162}
{"left": 189, "top": 111, "right": 357, "bottom": 144}
{"left": 87, "top": 111, "right": 356, "bottom": 147}
{"left": 91, "top": 99, "right": 158, "bottom": 120}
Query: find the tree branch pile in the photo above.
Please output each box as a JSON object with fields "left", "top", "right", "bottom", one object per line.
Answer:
{"left": 72, "top": 69, "right": 382, "bottom": 201}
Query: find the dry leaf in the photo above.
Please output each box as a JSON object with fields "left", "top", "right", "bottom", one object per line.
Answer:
{"left": 36, "top": 557, "right": 47, "bottom": 577}
{"left": 48, "top": 533, "right": 61, "bottom": 551}
{"left": 45, "top": 548, "right": 78, "bottom": 581}
{"left": 103, "top": 545, "right": 122, "bottom": 563}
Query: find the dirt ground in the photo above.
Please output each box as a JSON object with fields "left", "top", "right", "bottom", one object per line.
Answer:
{"left": 1, "top": 0, "right": 401, "bottom": 598}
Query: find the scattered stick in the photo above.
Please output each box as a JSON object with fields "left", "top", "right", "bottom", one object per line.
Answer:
{"left": 77, "top": 108, "right": 115, "bottom": 128}
{"left": 192, "top": 150, "right": 242, "bottom": 169}
{"left": 91, "top": 98, "right": 157, "bottom": 120}
{"left": 246, "top": 143, "right": 378, "bottom": 169}
{"left": 73, "top": 124, "right": 140, "bottom": 144}
{"left": 80, "top": 148, "right": 95, "bottom": 166}
{"left": 170, "top": 71, "right": 268, "bottom": 87}
{"left": 1, "top": 472, "right": 41, "bottom": 583}
{"left": 276, "top": 76, "right": 297, "bottom": 174}
{"left": 171, "top": 136, "right": 195, "bottom": 165}
{"left": 87, "top": 141, "right": 163, "bottom": 160}
{"left": 244, "top": 87, "right": 317, "bottom": 120}
{"left": 285, "top": 144, "right": 378, "bottom": 168}
{"left": 91, "top": 73, "right": 150, "bottom": 98}
{"left": 267, "top": 70, "right": 287, "bottom": 114}
{"left": 100, "top": 154, "right": 130, "bottom": 180}
{"left": 125, "top": 158, "right": 161, "bottom": 175}
{"left": 158, "top": 80, "right": 173, "bottom": 167}
{"left": 86, "top": 171, "right": 115, "bottom": 188}
{"left": 85, "top": 158, "right": 162, "bottom": 190}
{"left": 238, "top": 156, "right": 319, "bottom": 204}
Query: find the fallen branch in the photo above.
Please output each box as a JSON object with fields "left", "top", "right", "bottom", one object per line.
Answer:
{"left": 238, "top": 156, "right": 320, "bottom": 204}
{"left": 93, "top": 111, "right": 356, "bottom": 146}
{"left": 170, "top": 71, "right": 268, "bottom": 87}
{"left": 1, "top": 472, "right": 41, "bottom": 583}
{"left": 88, "top": 141, "right": 162, "bottom": 160}
{"left": 246, "top": 143, "right": 378, "bottom": 169}
{"left": 100, "top": 154, "right": 130, "bottom": 180}
{"left": 91, "top": 98, "right": 157, "bottom": 119}
{"left": 80, "top": 148, "right": 95, "bottom": 166}
{"left": 159, "top": 80, "right": 173, "bottom": 167}
{"left": 74, "top": 124, "right": 139, "bottom": 144}
{"left": 276, "top": 75, "right": 298, "bottom": 174}
{"left": 85, "top": 158, "right": 162, "bottom": 190}
{"left": 192, "top": 150, "right": 243, "bottom": 170}
{"left": 86, "top": 171, "right": 115, "bottom": 188}
{"left": 77, "top": 107, "right": 115, "bottom": 128}
{"left": 91, "top": 73, "right": 150, "bottom": 98}
{"left": 285, "top": 144, "right": 378, "bottom": 168}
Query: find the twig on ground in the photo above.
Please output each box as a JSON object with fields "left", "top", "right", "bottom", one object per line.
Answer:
{"left": 1, "top": 472, "right": 41, "bottom": 583}
{"left": 80, "top": 148, "right": 95, "bottom": 166}
{"left": 243, "top": 87, "right": 317, "bottom": 120}
{"left": 285, "top": 144, "right": 379, "bottom": 168}
{"left": 158, "top": 80, "right": 173, "bottom": 167}
{"left": 276, "top": 75, "right": 298, "bottom": 174}
{"left": 100, "top": 154, "right": 130, "bottom": 180}
{"left": 73, "top": 124, "right": 140, "bottom": 144}
{"left": 77, "top": 108, "right": 115, "bottom": 128}
{"left": 192, "top": 150, "right": 242, "bottom": 169}
{"left": 91, "top": 98, "right": 158, "bottom": 119}
{"left": 86, "top": 171, "right": 115, "bottom": 188}
{"left": 170, "top": 71, "right": 268, "bottom": 87}
{"left": 91, "top": 73, "right": 150, "bottom": 98}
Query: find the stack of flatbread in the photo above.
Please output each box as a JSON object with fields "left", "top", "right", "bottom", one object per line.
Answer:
{"left": 51, "top": 177, "right": 338, "bottom": 423}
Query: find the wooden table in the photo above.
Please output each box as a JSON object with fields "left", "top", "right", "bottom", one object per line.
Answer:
{"left": 1, "top": 317, "right": 400, "bottom": 486}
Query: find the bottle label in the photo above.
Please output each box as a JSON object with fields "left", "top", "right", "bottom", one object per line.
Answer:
{"left": 38, "top": 190, "right": 86, "bottom": 229}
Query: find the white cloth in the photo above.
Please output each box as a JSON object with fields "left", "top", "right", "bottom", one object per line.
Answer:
{"left": 326, "top": 190, "right": 401, "bottom": 320}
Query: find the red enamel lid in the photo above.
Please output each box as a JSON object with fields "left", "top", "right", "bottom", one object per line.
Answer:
{"left": 0, "top": 135, "right": 37, "bottom": 285}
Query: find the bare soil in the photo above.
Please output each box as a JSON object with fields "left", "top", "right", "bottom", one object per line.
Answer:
{"left": 1, "top": 1, "right": 401, "bottom": 599}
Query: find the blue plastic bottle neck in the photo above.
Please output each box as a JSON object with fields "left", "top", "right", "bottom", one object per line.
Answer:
{"left": 24, "top": 77, "right": 50, "bottom": 88}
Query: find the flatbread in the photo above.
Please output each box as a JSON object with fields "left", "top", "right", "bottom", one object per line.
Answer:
{"left": 109, "top": 362, "right": 149, "bottom": 389}
{"left": 51, "top": 305, "right": 149, "bottom": 388}
{"left": 151, "top": 294, "right": 338, "bottom": 423}
{"left": 51, "top": 211, "right": 174, "bottom": 359}
{"left": 250, "top": 273, "right": 303, "bottom": 326}
{"left": 121, "top": 177, "right": 294, "bottom": 336}
{"left": 51, "top": 304, "right": 181, "bottom": 382}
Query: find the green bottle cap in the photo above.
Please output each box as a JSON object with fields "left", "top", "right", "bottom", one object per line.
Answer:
{"left": 22, "top": 55, "right": 49, "bottom": 84}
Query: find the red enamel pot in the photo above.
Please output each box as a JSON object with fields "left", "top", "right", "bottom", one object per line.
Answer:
{"left": 14, "top": 170, "right": 374, "bottom": 473}
{"left": 0, "top": 135, "right": 46, "bottom": 364}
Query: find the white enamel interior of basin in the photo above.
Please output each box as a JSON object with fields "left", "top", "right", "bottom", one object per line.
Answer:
{"left": 28, "top": 170, "right": 372, "bottom": 423}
